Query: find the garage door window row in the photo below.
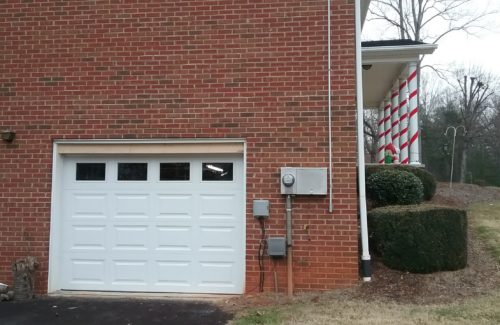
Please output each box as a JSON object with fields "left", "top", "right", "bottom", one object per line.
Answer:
{"left": 75, "top": 162, "right": 233, "bottom": 182}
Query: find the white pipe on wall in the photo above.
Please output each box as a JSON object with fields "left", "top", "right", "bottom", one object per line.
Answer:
{"left": 355, "top": 0, "right": 372, "bottom": 282}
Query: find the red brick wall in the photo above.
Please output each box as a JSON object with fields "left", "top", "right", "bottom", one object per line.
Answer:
{"left": 0, "top": 0, "right": 358, "bottom": 293}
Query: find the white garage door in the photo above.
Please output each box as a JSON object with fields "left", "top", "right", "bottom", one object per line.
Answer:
{"left": 56, "top": 154, "right": 244, "bottom": 294}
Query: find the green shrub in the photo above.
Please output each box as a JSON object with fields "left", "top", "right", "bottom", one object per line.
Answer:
{"left": 365, "top": 165, "right": 436, "bottom": 201}
{"left": 366, "top": 169, "right": 423, "bottom": 207}
{"left": 368, "top": 205, "right": 467, "bottom": 273}
{"left": 365, "top": 164, "right": 388, "bottom": 180}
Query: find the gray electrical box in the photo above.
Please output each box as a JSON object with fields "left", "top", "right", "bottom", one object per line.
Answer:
{"left": 280, "top": 167, "right": 327, "bottom": 195}
{"left": 253, "top": 200, "right": 270, "bottom": 219}
{"left": 267, "top": 237, "right": 286, "bottom": 257}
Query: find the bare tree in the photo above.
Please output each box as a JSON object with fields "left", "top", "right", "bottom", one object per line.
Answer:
{"left": 453, "top": 68, "right": 498, "bottom": 182}
{"left": 366, "top": 1, "right": 495, "bottom": 169}
{"left": 369, "top": 0, "right": 493, "bottom": 43}
{"left": 363, "top": 109, "right": 379, "bottom": 163}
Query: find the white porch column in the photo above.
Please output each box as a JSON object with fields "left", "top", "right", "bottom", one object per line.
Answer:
{"left": 377, "top": 104, "right": 386, "bottom": 164}
{"left": 390, "top": 84, "right": 400, "bottom": 156}
{"left": 399, "top": 77, "right": 409, "bottom": 164}
{"left": 408, "top": 62, "right": 419, "bottom": 164}
{"left": 383, "top": 96, "right": 392, "bottom": 151}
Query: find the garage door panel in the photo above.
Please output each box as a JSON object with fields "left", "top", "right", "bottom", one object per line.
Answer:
{"left": 67, "top": 225, "right": 107, "bottom": 251}
{"left": 57, "top": 154, "right": 244, "bottom": 294}
{"left": 200, "top": 194, "right": 238, "bottom": 217}
{"left": 66, "top": 258, "right": 106, "bottom": 286}
{"left": 155, "top": 225, "right": 192, "bottom": 251}
{"left": 67, "top": 193, "right": 108, "bottom": 219}
{"left": 113, "top": 194, "right": 151, "bottom": 218}
{"left": 198, "top": 226, "right": 239, "bottom": 253}
{"left": 198, "top": 261, "right": 236, "bottom": 288}
{"left": 156, "top": 194, "right": 194, "bottom": 219}
{"left": 154, "top": 260, "right": 192, "bottom": 287}
{"left": 111, "top": 260, "right": 149, "bottom": 286}
{"left": 111, "top": 225, "right": 149, "bottom": 251}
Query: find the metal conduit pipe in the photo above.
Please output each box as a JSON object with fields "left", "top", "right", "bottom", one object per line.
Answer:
{"left": 327, "top": 0, "right": 333, "bottom": 213}
{"left": 285, "top": 195, "right": 293, "bottom": 296}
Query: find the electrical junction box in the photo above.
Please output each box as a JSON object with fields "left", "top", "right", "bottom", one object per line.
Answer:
{"left": 280, "top": 167, "right": 327, "bottom": 195}
{"left": 267, "top": 237, "right": 286, "bottom": 257}
{"left": 253, "top": 200, "right": 270, "bottom": 219}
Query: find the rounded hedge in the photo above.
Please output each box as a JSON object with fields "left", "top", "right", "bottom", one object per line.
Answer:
{"left": 365, "top": 165, "right": 436, "bottom": 201}
{"left": 368, "top": 205, "right": 467, "bottom": 273}
{"left": 366, "top": 169, "right": 424, "bottom": 207}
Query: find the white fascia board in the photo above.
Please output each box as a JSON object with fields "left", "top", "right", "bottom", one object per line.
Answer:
{"left": 362, "top": 44, "right": 438, "bottom": 64}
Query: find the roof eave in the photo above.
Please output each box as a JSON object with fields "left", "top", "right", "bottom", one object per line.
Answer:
{"left": 362, "top": 44, "right": 438, "bottom": 64}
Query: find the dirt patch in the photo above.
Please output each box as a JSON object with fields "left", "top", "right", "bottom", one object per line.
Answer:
{"left": 428, "top": 182, "right": 500, "bottom": 209}
{"left": 352, "top": 183, "right": 500, "bottom": 304}
{"left": 348, "top": 183, "right": 500, "bottom": 304}
{"left": 224, "top": 182, "right": 500, "bottom": 312}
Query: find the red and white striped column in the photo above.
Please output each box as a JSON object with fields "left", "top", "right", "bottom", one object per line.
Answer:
{"left": 383, "top": 96, "right": 392, "bottom": 152}
{"left": 377, "top": 104, "right": 386, "bottom": 164}
{"left": 390, "top": 85, "right": 400, "bottom": 159}
{"left": 408, "top": 62, "right": 419, "bottom": 164}
{"left": 399, "top": 77, "right": 409, "bottom": 164}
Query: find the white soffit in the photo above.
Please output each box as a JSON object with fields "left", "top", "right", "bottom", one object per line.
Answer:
{"left": 361, "top": 44, "right": 437, "bottom": 107}
{"left": 362, "top": 44, "right": 438, "bottom": 64}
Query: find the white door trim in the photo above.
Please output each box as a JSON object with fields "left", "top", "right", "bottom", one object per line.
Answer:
{"left": 48, "top": 139, "right": 246, "bottom": 294}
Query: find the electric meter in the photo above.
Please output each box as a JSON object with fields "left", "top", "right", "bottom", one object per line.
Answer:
{"left": 282, "top": 174, "right": 295, "bottom": 187}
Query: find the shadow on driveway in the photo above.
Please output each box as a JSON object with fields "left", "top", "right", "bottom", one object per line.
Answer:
{"left": 0, "top": 296, "right": 233, "bottom": 325}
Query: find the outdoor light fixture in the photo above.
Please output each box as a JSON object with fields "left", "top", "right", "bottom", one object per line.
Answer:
{"left": 1, "top": 130, "right": 16, "bottom": 142}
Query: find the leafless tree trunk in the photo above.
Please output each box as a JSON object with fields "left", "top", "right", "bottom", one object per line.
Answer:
{"left": 459, "top": 142, "right": 468, "bottom": 183}
{"left": 455, "top": 70, "right": 497, "bottom": 182}
{"left": 363, "top": 109, "right": 379, "bottom": 163}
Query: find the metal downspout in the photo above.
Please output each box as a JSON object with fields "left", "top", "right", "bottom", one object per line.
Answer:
{"left": 355, "top": 0, "right": 372, "bottom": 281}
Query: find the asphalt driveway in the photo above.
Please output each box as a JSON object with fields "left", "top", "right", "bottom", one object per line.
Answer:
{"left": 0, "top": 296, "right": 233, "bottom": 325}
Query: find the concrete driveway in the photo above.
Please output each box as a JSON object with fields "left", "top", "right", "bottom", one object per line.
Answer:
{"left": 0, "top": 296, "right": 233, "bottom": 325}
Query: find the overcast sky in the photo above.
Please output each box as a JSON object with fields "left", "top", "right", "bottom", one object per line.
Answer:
{"left": 362, "top": 0, "right": 500, "bottom": 76}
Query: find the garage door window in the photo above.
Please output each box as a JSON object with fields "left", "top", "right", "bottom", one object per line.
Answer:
{"left": 118, "top": 163, "right": 148, "bottom": 181}
{"left": 202, "top": 162, "right": 233, "bottom": 181}
{"left": 160, "top": 162, "right": 190, "bottom": 181}
{"left": 76, "top": 163, "right": 106, "bottom": 181}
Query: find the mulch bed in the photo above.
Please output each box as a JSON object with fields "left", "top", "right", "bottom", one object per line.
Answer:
{"left": 223, "top": 182, "right": 500, "bottom": 311}
{"left": 351, "top": 182, "right": 500, "bottom": 304}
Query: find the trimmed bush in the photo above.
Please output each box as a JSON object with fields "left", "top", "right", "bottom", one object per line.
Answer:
{"left": 368, "top": 205, "right": 467, "bottom": 273}
{"left": 365, "top": 165, "right": 436, "bottom": 201}
{"left": 366, "top": 169, "right": 423, "bottom": 207}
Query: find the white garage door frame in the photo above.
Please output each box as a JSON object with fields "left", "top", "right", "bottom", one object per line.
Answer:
{"left": 48, "top": 139, "right": 247, "bottom": 294}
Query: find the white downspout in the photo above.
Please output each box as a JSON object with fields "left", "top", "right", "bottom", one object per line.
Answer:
{"left": 327, "top": 0, "right": 333, "bottom": 213}
{"left": 355, "top": 0, "right": 372, "bottom": 281}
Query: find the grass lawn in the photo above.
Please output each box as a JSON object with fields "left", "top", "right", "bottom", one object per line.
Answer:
{"left": 233, "top": 291, "right": 500, "bottom": 325}
{"left": 469, "top": 201, "right": 500, "bottom": 262}
{"left": 231, "top": 200, "right": 500, "bottom": 325}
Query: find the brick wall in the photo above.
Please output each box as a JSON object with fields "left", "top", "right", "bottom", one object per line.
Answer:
{"left": 0, "top": 0, "right": 358, "bottom": 293}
